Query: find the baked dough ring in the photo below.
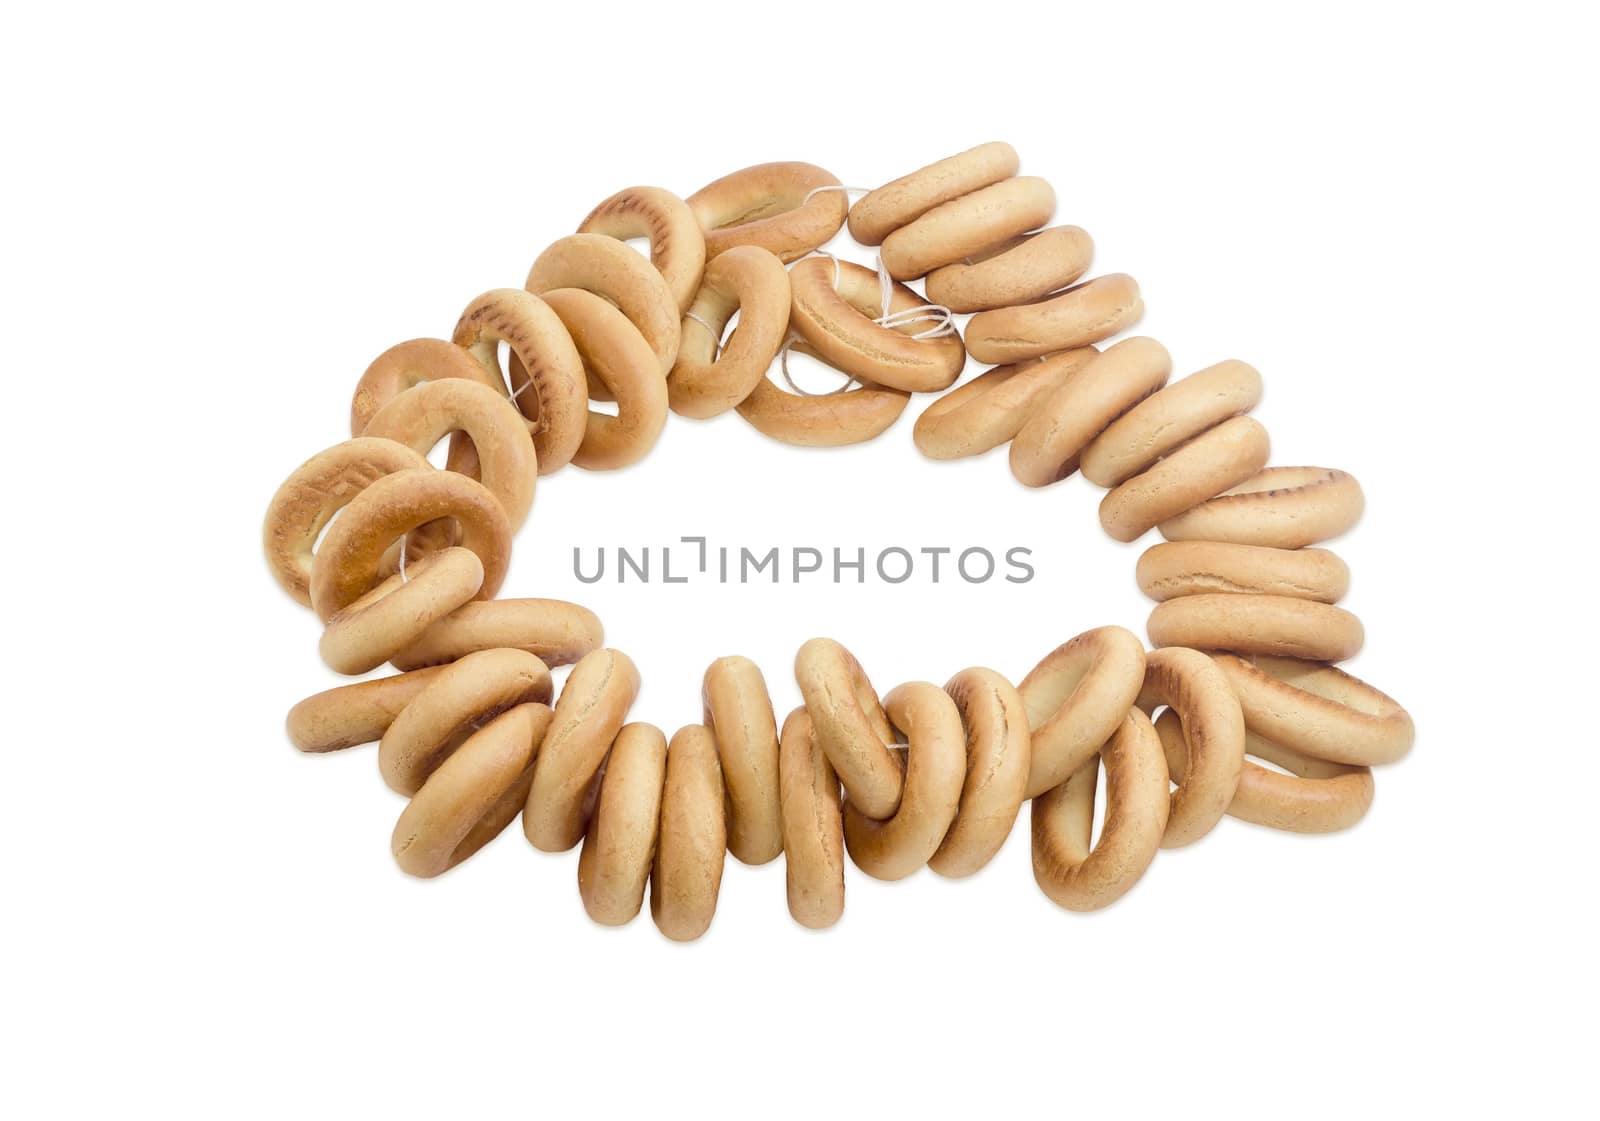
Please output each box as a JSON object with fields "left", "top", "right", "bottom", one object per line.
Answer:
{"left": 842, "top": 682, "right": 966, "bottom": 880}
{"left": 1032, "top": 708, "right": 1170, "bottom": 912}
{"left": 578, "top": 722, "right": 667, "bottom": 926}
{"left": 925, "top": 226, "right": 1094, "bottom": 313}
{"left": 525, "top": 233, "right": 681, "bottom": 376}
{"left": 389, "top": 598, "right": 603, "bottom": 671}
{"left": 703, "top": 656, "right": 783, "bottom": 865}
{"left": 577, "top": 185, "right": 706, "bottom": 312}
{"left": 349, "top": 338, "right": 505, "bottom": 438}
{"left": 1136, "top": 541, "right": 1350, "bottom": 604}
{"left": 1159, "top": 467, "right": 1365, "bottom": 548}
{"left": 788, "top": 257, "right": 966, "bottom": 393}
{"left": 1017, "top": 625, "right": 1147, "bottom": 799}
{"left": 650, "top": 724, "right": 727, "bottom": 942}
{"left": 687, "top": 161, "right": 848, "bottom": 263}
{"left": 263, "top": 436, "right": 432, "bottom": 607}
{"left": 362, "top": 379, "right": 538, "bottom": 531}
{"left": 452, "top": 289, "right": 588, "bottom": 474}
{"left": 286, "top": 666, "right": 448, "bottom": 753}
{"left": 378, "top": 648, "right": 554, "bottom": 796}
{"left": 392, "top": 702, "right": 552, "bottom": 878}
{"left": 1136, "top": 646, "right": 1245, "bottom": 848}
{"left": 879, "top": 176, "right": 1056, "bottom": 281}
{"left": 794, "top": 637, "right": 901, "bottom": 820}
{"left": 309, "top": 467, "right": 512, "bottom": 621}
{"left": 1097, "top": 415, "right": 1272, "bottom": 542}
{"left": 967, "top": 273, "right": 1144, "bottom": 364}
{"left": 736, "top": 341, "right": 911, "bottom": 447}
{"left": 318, "top": 546, "right": 485, "bottom": 674}
{"left": 669, "top": 245, "right": 791, "bottom": 419}
{"left": 778, "top": 706, "right": 845, "bottom": 930}
{"left": 523, "top": 648, "right": 641, "bottom": 852}
{"left": 848, "top": 142, "right": 1020, "bottom": 246}
{"left": 1155, "top": 711, "right": 1374, "bottom": 834}
{"left": 1148, "top": 593, "right": 1366, "bottom": 662}
{"left": 1010, "top": 336, "right": 1172, "bottom": 488}
{"left": 1211, "top": 654, "right": 1415, "bottom": 767}
{"left": 930, "top": 667, "right": 1031, "bottom": 877}
{"left": 912, "top": 348, "right": 1097, "bottom": 460}
{"left": 1082, "top": 359, "right": 1264, "bottom": 488}
{"left": 541, "top": 287, "right": 669, "bottom": 470}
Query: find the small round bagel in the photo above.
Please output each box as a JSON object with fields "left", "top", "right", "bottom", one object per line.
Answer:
{"left": 650, "top": 724, "right": 727, "bottom": 942}
{"left": 392, "top": 701, "right": 552, "bottom": 878}
{"left": 577, "top": 722, "right": 667, "bottom": 926}
{"left": 577, "top": 185, "right": 706, "bottom": 312}
{"left": 1136, "top": 646, "right": 1246, "bottom": 848}
{"left": 523, "top": 648, "right": 641, "bottom": 852}
{"left": 263, "top": 436, "right": 432, "bottom": 608}
{"left": 848, "top": 142, "right": 1020, "bottom": 246}
{"left": 842, "top": 682, "right": 966, "bottom": 881}
{"left": 379, "top": 648, "right": 554, "bottom": 797}
{"left": 912, "top": 348, "right": 1097, "bottom": 460}
{"left": 362, "top": 379, "right": 538, "bottom": 531}
{"left": 924, "top": 225, "right": 1094, "bottom": 313}
{"left": 669, "top": 245, "right": 791, "bottom": 418}
{"left": 1032, "top": 707, "right": 1170, "bottom": 912}
{"left": 1010, "top": 336, "right": 1172, "bottom": 488}
{"left": 1210, "top": 654, "right": 1415, "bottom": 767}
{"left": 795, "top": 637, "right": 901, "bottom": 820}
{"left": 1159, "top": 467, "right": 1365, "bottom": 548}
{"left": 1136, "top": 541, "right": 1351, "bottom": 603}
{"left": 736, "top": 341, "right": 911, "bottom": 447}
{"left": 388, "top": 598, "right": 604, "bottom": 671}
{"left": 788, "top": 257, "right": 966, "bottom": 393}
{"left": 349, "top": 338, "right": 505, "bottom": 438}
{"left": 286, "top": 666, "right": 448, "bottom": 753}
{"left": 930, "top": 667, "right": 1031, "bottom": 877}
{"left": 703, "top": 656, "right": 783, "bottom": 865}
{"left": 1082, "top": 360, "right": 1265, "bottom": 487}
{"left": 778, "top": 707, "right": 845, "bottom": 930}
{"left": 525, "top": 233, "right": 681, "bottom": 376}
{"left": 308, "top": 468, "right": 512, "bottom": 622}
{"left": 318, "top": 546, "right": 485, "bottom": 674}
{"left": 1097, "top": 415, "right": 1272, "bottom": 542}
{"left": 687, "top": 161, "right": 848, "bottom": 263}
{"left": 541, "top": 287, "right": 668, "bottom": 470}
{"left": 967, "top": 273, "right": 1144, "bottom": 364}
{"left": 1017, "top": 625, "right": 1147, "bottom": 799}
{"left": 452, "top": 288, "right": 588, "bottom": 474}
{"left": 879, "top": 176, "right": 1056, "bottom": 281}
{"left": 1148, "top": 593, "right": 1365, "bottom": 662}
{"left": 1155, "top": 712, "right": 1374, "bottom": 835}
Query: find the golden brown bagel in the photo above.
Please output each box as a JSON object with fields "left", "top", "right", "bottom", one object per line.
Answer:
{"left": 669, "top": 245, "right": 791, "bottom": 419}
{"left": 1159, "top": 467, "right": 1365, "bottom": 548}
{"left": 650, "top": 725, "right": 727, "bottom": 941}
{"left": 967, "top": 273, "right": 1144, "bottom": 364}
{"left": 880, "top": 176, "right": 1056, "bottom": 280}
{"left": 736, "top": 341, "right": 910, "bottom": 447}
{"left": 1017, "top": 626, "right": 1148, "bottom": 799}
{"left": 1148, "top": 593, "right": 1365, "bottom": 662}
{"left": 794, "top": 637, "right": 901, "bottom": 820}
{"left": 703, "top": 656, "right": 783, "bottom": 865}
{"left": 541, "top": 287, "right": 668, "bottom": 470}
{"left": 687, "top": 161, "right": 848, "bottom": 263}
{"left": 388, "top": 598, "right": 603, "bottom": 671}
{"left": 1136, "top": 541, "right": 1351, "bottom": 603}
{"left": 525, "top": 233, "right": 681, "bottom": 376}
{"left": 925, "top": 225, "right": 1094, "bottom": 313}
{"left": 1210, "top": 654, "right": 1414, "bottom": 767}
{"left": 1081, "top": 359, "right": 1264, "bottom": 487}
{"left": 1097, "top": 415, "right": 1272, "bottom": 542}
{"left": 285, "top": 666, "right": 448, "bottom": 753}
{"left": 577, "top": 722, "right": 667, "bottom": 926}
{"left": 1136, "top": 647, "right": 1246, "bottom": 848}
{"left": 318, "top": 546, "right": 485, "bottom": 674}
{"left": 930, "top": 667, "right": 1032, "bottom": 877}
{"left": 848, "top": 142, "right": 1020, "bottom": 245}
{"left": 912, "top": 348, "right": 1097, "bottom": 460}
{"left": 349, "top": 338, "right": 505, "bottom": 438}
{"left": 778, "top": 706, "right": 845, "bottom": 929}
{"left": 577, "top": 185, "right": 706, "bottom": 312}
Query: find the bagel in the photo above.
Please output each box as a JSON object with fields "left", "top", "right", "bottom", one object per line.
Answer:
{"left": 788, "top": 257, "right": 965, "bottom": 393}
{"left": 1210, "top": 654, "right": 1415, "bottom": 767}
{"left": 285, "top": 666, "right": 448, "bottom": 753}
{"left": 794, "top": 637, "right": 900, "bottom": 820}
{"left": 1010, "top": 336, "right": 1172, "bottom": 488}
{"left": 703, "top": 656, "right": 782, "bottom": 865}
{"left": 930, "top": 667, "right": 1031, "bottom": 877}
{"left": 1136, "top": 647, "right": 1245, "bottom": 848}
{"left": 541, "top": 287, "right": 668, "bottom": 470}
{"left": 577, "top": 723, "right": 667, "bottom": 926}
{"left": 650, "top": 725, "right": 727, "bottom": 942}
{"left": 1136, "top": 541, "right": 1351, "bottom": 603}
{"left": 967, "top": 273, "right": 1144, "bottom": 364}
{"left": 778, "top": 706, "right": 845, "bottom": 930}
{"left": 848, "top": 142, "right": 1020, "bottom": 246}
{"left": 669, "top": 245, "right": 790, "bottom": 419}
{"left": 1097, "top": 415, "right": 1272, "bottom": 542}
{"left": 577, "top": 185, "right": 706, "bottom": 312}
{"left": 318, "top": 546, "right": 485, "bottom": 674}
{"left": 912, "top": 347, "right": 1097, "bottom": 460}
{"left": 687, "top": 161, "right": 848, "bottom": 263}
{"left": 879, "top": 176, "right": 1056, "bottom": 281}
{"left": 349, "top": 338, "right": 505, "bottom": 438}
{"left": 1159, "top": 467, "right": 1365, "bottom": 548}
{"left": 525, "top": 233, "right": 681, "bottom": 376}
{"left": 1147, "top": 593, "right": 1366, "bottom": 662}
{"left": 1081, "top": 359, "right": 1264, "bottom": 487}
{"left": 925, "top": 225, "right": 1094, "bottom": 313}
{"left": 388, "top": 598, "right": 603, "bottom": 671}
{"left": 735, "top": 341, "right": 910, "bottom": 447}
{"left": 1017, "top": 625, "right": 1147, "bottom": 799}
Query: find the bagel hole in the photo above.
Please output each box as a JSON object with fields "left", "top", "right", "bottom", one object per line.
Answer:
{"left": 773, "top": 346, "right": 857, "bottom": 397}
{"left": 589, "top": 397, "right": 621, "bottom": 418}
{"left": 1091, "top": 763, "right": 1108, "bottom": 848}
{"left": 621, "top": 236, "right": 652, "bottom": 258}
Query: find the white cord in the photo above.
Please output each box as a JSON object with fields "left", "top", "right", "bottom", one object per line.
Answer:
{"left": 398, "top": 534, "right": 409, "bottom": 583}
{"left": 800, "top": 184, "right": 872, "bottom": 206}
{"left": 685, "top": 310, "right": 724, "bottom": 360}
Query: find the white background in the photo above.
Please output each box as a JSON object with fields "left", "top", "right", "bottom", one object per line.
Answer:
{"left": 4, "top": 2, "right": 1595, "bottom": 1116}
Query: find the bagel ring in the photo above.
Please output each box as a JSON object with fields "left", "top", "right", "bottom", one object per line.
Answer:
{"left": 285, "top": 665, "right": 448, "bottom": 753}
{"left": 929, "top": 667, "right": 1031, "bottom": 878}
{"left": 842, "top": 682, "right": 967, "bottom": 881}
{"left": 788, "top": 257, "right": 966, "bottom": 393}
{"left": 1147, "top": 593, "right": 1366, "bottom": 662}
{"left": 1136, "top": 541, "right": 1351, "bottom": 603}
{"left": 541, "top": 287, "right": 669, "bottom": 470}
{"left": 848, "top": 141, "right": 1020, "bottom": 246}
{"left": 650, "top": 724, "right": 728, "bottom": 942}
{"left": 577, "top": 722, "right": 668, "bottom": 926}
{"left": 912, "top": 347, "right": 1097, "bottom": 461}
{"left": 1159, "top": 467, "right": 1366, "bottom": 548}
{"left": 669, "top": 245, "right": 791, "bottom": 419}
{"left": 1082, "top": 359, "right": 1265, "bottom": 487}
{"left": 794, "top": 637, "right": 901, "bottom": 820}
{"left": 777, "top": 706, "right": 845, "bottom": 930}
{"left": 577, "top": 185, "right": 706, "bottom": 312}
{"left": 686, "top": 161, "right": 848, "bottom": 263}
{"left": 1136, "top": 647, "right": 1246, "bottom": 848}
{"left": 736, "top": 340, "right": 911, "bottom": 447}
{"left": 925, "top": 225, "right": 1094, "bottom": 313}
{"left": 525, "top": 233, "right": 681, "bottom": 376}
{"left": 1010, "top": 336, "right": 1172, "bottom": 488}
{"left": 703, "top": 656, "right": 783, "bottom": 865}
{"left": 389, "top": 598, "right": 603, "bottom": 671}
{"left": 1210, "top": 654, "right": 1415, "bottom": 767}
{"left": 317, "top": 546, "right": 485, "bottom": 674}
{"left": 1017, "top": 625, "right": 1147, "bottom": 798}
{"left": 967, "top": 273, "right": 1144, "bottom": 365}
{"left": 879, "top": 176, "right": 1056, "bottom": 281}
{"left": 349, "top": 338, "right": 506, "bottom": 438}
{"left": 1097, "top": 415, "right": 1272, "bottom": 542}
